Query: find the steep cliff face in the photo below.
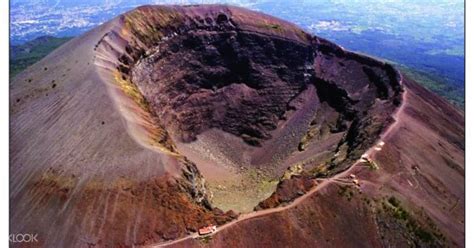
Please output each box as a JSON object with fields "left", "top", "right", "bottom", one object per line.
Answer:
{"left": 10, "top": 4, "right": 463, "bottom": 248}
{"left": 132, "top": 30, "right": 316, "bottom": 146}
{"left": 118, "top": 6, "right": 401, "bottom": 174}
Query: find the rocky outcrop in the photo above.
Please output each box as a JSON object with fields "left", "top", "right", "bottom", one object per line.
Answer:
{"left": 255, "top": 175, "right": 316, "bottom": 210}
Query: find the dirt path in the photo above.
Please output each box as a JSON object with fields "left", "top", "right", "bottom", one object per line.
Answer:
{"left": 152, "top": 166, "right": 356, "bottom": 248}
{"left": 151, "top": 74, "right": 407, "bottom": 248}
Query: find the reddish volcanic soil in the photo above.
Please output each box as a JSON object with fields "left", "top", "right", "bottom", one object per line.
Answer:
{"left": 10, "top": 4, "right": 463, "bottom": 248}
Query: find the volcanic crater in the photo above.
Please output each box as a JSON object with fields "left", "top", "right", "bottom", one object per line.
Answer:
{"left": 109, "top": 5, "right": 402, "bottom": 212}
{"left": 10, "top": 4, "right": 463, "bottom": 248}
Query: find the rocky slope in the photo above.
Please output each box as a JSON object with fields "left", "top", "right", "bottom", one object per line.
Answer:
{"left": 10, "top": 4, "right": 463, "bottom": 247}
{"left": 170, "top": 77, "right": 464, "bottom": 248}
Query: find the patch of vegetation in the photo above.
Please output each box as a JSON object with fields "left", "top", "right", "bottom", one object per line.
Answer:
{"left": 111, "top": 68, "right": 178, "bottom": 155}
{"left": 308, "top": 157, "right": 333, "bottom": 177}
{"left": 260, "top": 23, "right": 283, "bottom": 32}
{"left": 298, "top": 126, "right": 319, "bottom": 151}
{"left": 309, "top": 165, "right": 328, "bottom": 177}
{"left": 113, "top": 71, "right": 149, "bottom": 109}
{"left": 367, "top": 160, "right": 379, "bottom": 170}
{"left": 197, "top": 235, "right": 212, "bottom": 244}
{"left": 369, "top": 162, "right": 378, "bottom": 170}
{"left": 281, "top": 164, "right": 303, "bottom": 180}
{"left": 124, "top": 8, "right": 184, "bottom": 48}
{"left": 10, "top": 36, "right": 73, "bottom": 78}
{"left": 397, "top": 65, "right": 464, "bottom": 108}
{"left": 245, "top": 168, "right": 279, "bottom": 194}
{"left": 337, "top": 185, "right": 354, "bottom": 201}
{"left": 268, "top": 24, "right": 281, "bottom": 30}
{"left": 384, "top": 196, "right": 444, "bottom": 244}
{"left": 387, "top": 197, "right": 409, "bottom": 221}
{"left": 388, "top": 196, "right": 400, "bottom": 207}
{"left": 260, "top": 179, "right": 279, "bottom": 193}
{"left": 362, "top": 197, "right": 374, "bottom": 207}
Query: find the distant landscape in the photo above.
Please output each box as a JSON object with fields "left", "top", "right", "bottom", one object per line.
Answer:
{"left": 10, "top": 36, "right": 72, "bottom": 78}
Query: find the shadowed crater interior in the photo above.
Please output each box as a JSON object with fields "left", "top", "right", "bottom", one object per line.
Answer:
{"left": 132, "top": 30, "right": 317, "bottom": 146}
